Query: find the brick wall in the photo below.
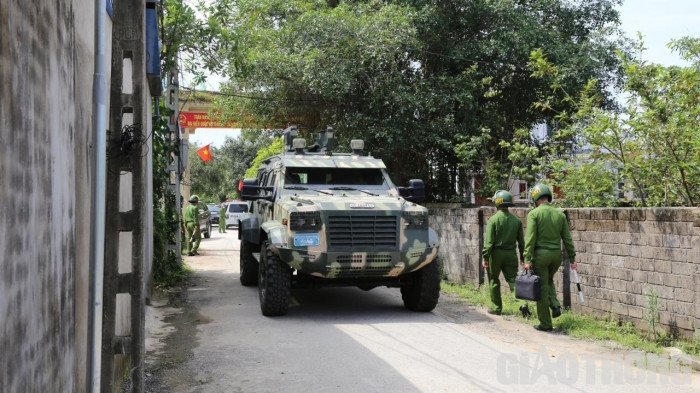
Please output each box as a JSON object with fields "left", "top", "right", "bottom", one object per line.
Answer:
{"left": 429, "top": 206, "right": 700, "bottom": 336}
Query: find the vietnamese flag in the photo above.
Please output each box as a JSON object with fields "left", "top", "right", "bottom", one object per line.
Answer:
{"left": 197, "top": 144, "right": 213, "bottom": 162}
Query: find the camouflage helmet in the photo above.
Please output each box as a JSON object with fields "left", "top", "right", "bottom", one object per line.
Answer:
{"left": 491, "top": 190, "right": 514, "bottom": 208}
{"left": 530, "top": 184, "right": 552, "bottom": 203}
{"left": 189, "top": 194, "right": 199, "bottom": 203}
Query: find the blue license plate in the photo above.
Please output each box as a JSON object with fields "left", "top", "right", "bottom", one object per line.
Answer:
{"left": 294, "top": 233, "right": 319, "bottom": 246}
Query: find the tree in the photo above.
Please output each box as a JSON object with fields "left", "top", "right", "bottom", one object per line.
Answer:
{"left": 151, "top": 0, "right": 207, "bottom": 286}
{"left": 188, "top": 143, "right": 228, "bottom": 202}
{"left": 516, "top": 37, "right": 700, "bottom": 207}
{"left": 620, "top": 37, "right": 700, "bottom": 206}
{"left": 186, "top": 0, "right": 627, "bottom": 202}
{"left": 244, "top": 136, "right": 286, "bottom": 178}
{"left": 222, "top": 128, "right": 281, "bottom": 189}
{"left": 189, "top": 130, "right": 280, "bottom": 201}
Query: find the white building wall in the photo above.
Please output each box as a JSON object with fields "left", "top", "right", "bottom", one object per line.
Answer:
{"left": 0, "top": 2, "right": 126, "bottom": 392}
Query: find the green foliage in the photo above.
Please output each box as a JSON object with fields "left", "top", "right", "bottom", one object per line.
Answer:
{"left": 188, "top": 130, "right": 280, "bottom": 201}
{"left": 160, "top": 0, "right": 236, "bottom": 80}
{"left": 520, "top": 37, "right": 700, "bottom": 207}
{"left": 441, "top": 281, "right": 699, "bottom": 354}
{"left": 151, "top": 105, "right": 187, "bottom": 287}
{"left": 243, "top": 137, "right": 285, "bottom": 178}
{"left": 676, "top": 337, "right": 700, "bottom": 357}
{"left": 550, "top": 159, "right": 620, "bottom": 207}
{"left": 188, "top": 143, "right": 231, "bottom": 203}
{"left": 555, "top": 312, "right": 660, "bottom": 353}
{"left": 644, "top": 287, "right": 661, "bottom": 341}
{"left": 187, "top": 0, "right": 626, "bottom": 202}
{"left": 152, "top": 204, "right": 188, "bottom": 288}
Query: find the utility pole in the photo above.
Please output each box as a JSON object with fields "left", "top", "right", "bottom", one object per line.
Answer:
{"left": 102, "top": 0, "right": 147, "bottom": 391}
{"left": 166, "top": 66, "right": 183, "bottom": 261}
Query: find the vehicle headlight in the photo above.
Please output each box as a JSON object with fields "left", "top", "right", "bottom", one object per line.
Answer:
{"left": 402, "top": 212, "right": 428, "bottom": 229}
{"left": 289, "top": 211, "right": 321, "bottom": 231}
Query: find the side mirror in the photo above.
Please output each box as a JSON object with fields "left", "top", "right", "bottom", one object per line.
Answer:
{"left": 241, "top": 178, "right": 275, "bottom": 201}
{"left": 397, "top": 179, "right": 426, "bottom": 203}
{"left": 241, "top": 178, "right": 260, "bottom": 200}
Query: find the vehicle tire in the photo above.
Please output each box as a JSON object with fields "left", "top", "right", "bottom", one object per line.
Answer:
{"left": 204, "top": 221, "right": 211, "bottom": 238}
{"left": 259, "top": 241, "right": 292, "bottom": 316}
{"left": 401, "top": 261, "right": 441, "bottom": 312}
{"left": 240, "top": 238, "right": 259, "bottom": 286}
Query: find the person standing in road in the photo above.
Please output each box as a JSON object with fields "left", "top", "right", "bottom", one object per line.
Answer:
{"left": 184, "top": 195, "right": 202, "bottom": 256}
{"left": 219, "top": 201, "right": 227, "bottom": 233}
{"left": 180, "top": 195, "right": 186, "bottom": 245}
{"left": 482, "top": 190, "right": 525, "bottom": 315}
{"left": 523, "top": 184, "right": 577, "bottom": 332}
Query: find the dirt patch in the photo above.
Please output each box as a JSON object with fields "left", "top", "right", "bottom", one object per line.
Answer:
{"left": 135, "top": 275, "right": 209, "bottom": 392}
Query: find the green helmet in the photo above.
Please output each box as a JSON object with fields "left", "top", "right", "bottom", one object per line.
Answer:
{"left": 491, "top": 190, "right": 514, "bottom": 208}
{"left": 189, "top": 194, "right": 199, "bottom": 203}
{"left": 530, "top": 184, "right": 552, "bottom": 203}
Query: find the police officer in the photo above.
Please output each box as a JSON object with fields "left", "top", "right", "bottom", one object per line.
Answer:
{"left": 482, "top": 190, "right": 524, "bottom": 315}
{"left": 219, "top": 201, "right": 227, "bottom": 233}
{"left": 523, "top": 184, "right": 577, "bottom": 332}
{"left": 184, "top": 194, "right": 202, "bottom": 256}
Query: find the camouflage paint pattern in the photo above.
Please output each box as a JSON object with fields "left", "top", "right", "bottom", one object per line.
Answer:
{"left": 241, "top": 148, "right": 439, "bottom": 280}
{"left": 280, "top": 154, "right": 387, "bottom": 169}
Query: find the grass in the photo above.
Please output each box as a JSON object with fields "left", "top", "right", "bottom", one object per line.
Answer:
{"left": 441, "top": 281, "right": 700, "bottom": 356}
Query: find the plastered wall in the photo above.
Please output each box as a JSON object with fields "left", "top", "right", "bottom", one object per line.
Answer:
{"left": 1, "top": 1, "right": 99, "bottom": 391}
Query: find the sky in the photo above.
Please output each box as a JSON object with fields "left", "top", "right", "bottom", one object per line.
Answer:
{"left": 187, "top": 0, "right": 700, "bottom": 148}
{"left": 617, "top": 0, "right": 700, "bottom": 66}
{"left": 187, "top": 127, "right": 241, "bottom": 148}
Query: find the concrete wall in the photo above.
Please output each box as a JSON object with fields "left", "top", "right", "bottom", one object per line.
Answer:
{"left": 1, "top": 0, "right": 90, "bottom": 391}
{"left": 1, "top": 1, "right": 112, "bottom": 392}
{"left": 430, "top": 206, "right": 700, "bottom": 336}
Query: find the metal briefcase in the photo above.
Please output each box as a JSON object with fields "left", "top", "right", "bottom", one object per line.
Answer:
{"left": 515, "top": 270, "right": 541, "bottom": 301}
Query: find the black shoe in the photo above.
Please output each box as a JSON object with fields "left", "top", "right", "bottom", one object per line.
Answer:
{"left": 534, "top": 325, "right": 553, "bottom": 332}
{"left": 519, "top": 304, "right": 531, "bottom": 318}
{"left": 487, "top": 309, "right": 502, "bottom": 315}
{"left": 187, "top": 252, "right": 195, "bottom": 256}
{"left": 193, "top": 251, "right": 200, "bottom": 255}
{"left": 551, "top": 306, "right": 561, "bottom": 318}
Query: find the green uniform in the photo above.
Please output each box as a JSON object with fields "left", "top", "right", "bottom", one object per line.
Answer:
{"left": 219, "top": 203, "right": 227, "bottom": 233}
{"left": 482, "top": 210, "right": 524, "bottom": 313}
{"left": 184, "top": 203, "right": 201, "bottom": 254}
{"left": 524, "top": 202, "right": 576, "bottom": 329}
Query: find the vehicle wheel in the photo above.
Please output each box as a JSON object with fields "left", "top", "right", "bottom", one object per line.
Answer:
{"left": 401, "top": 261, "right": 441, "bottom": 312}
{"left": 240, "top": 238, "right": 259, "bottom": 286}
{"left": 204, "top": 221, "right": 211, "bottom": 238}
{"left": 259, "top": 240, "right": 292, "bottom": 316}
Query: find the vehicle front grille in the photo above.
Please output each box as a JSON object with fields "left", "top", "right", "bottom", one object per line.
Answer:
{"left": 327, "top": 215, "right": 398, "bottom": 248}
{"left": 332, "top": 254, "right": 395, "bottom": 277}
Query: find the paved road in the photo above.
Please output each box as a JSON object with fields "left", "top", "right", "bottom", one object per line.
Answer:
{"left": 144, "top": 228, "right": 699, "bottom": 393}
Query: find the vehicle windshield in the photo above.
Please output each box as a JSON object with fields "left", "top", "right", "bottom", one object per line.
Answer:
{"left": 284, "top": 167, "right": 387, "bottom": 188}
{"left": 228, "top": 203, "right": 249, "bottom": 213}
{"left": 207, "top": 205, "right": 219, "bottom": 213}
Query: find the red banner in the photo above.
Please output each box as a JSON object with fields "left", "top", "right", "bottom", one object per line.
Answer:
{"left": 178, "top": 112, "right": 238, "bottom": 128}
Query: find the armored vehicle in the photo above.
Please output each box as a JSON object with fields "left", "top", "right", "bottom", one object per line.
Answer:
{"left": 238, "top": 126, "right": 440, "bottom": 316}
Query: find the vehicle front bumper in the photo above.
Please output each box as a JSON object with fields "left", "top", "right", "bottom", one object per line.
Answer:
{"left": 273, "top": 245, "right": 438, "bottom": 279}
